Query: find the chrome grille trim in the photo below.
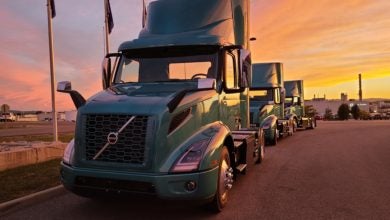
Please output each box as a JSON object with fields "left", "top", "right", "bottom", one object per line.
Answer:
{"left": 84, "top": 114, "right": 149, "bottom": 165}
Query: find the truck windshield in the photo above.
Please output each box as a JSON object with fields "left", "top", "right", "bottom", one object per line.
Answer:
{"left": 249, "top": 89, "right": 273, "bottom": 101}
{"left": 114, "top": 47, "right": 218, "bottom": 84}
{"left": 285, "top": 97, "right": 293, "bottom": 107}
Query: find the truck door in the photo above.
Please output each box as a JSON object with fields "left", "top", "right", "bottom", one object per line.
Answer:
{"left": 220, "top": 49, "right": 242, "bottom": 131}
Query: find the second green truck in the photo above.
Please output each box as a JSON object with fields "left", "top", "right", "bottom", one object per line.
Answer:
{"left": 249, "top": 63, "right": 294, "bottom": 145}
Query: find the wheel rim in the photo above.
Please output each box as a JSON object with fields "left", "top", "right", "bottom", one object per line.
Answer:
{"left": 274, "top": 129, "right": 278, "bottom": 142}
{"left": 218, "top": 157, "right": 232, "bottom": 202}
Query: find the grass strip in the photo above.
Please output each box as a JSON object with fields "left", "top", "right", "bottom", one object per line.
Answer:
{"left": 0, "top": 133, "right": 74, "bottom": 143}
{"left": 0, "top": 159, "right": 62, "bottom": 203}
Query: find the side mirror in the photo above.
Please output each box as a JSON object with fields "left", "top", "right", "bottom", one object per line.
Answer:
{"left": 56, "top": 81, "right": 86, "bottom": 109}
{"left": 57, "top": 81, "right": 72, "bottom": 92}
{"left": 102, "top": 57, "right": 111, "bottom": 89}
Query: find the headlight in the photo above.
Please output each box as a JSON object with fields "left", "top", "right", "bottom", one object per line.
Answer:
{"left": 170, "top": 139, "right": 210, "bottom": 173}
{"left": 63, "top": 139, "right": 75, "bottom": 165}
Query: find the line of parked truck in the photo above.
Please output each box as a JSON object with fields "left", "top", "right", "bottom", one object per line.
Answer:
{"left": 249, "top": 63, "right": 316, "bottom": 146}
{"left": 57, "top": 0, "right": 315, "bottom": 212}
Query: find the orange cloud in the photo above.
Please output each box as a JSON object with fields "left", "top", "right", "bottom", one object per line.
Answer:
{"left": 1, "top": 0, "right": 389, "bottom": 113}
{"left": 251, "top": 0, "right": 390, "bottom": 98}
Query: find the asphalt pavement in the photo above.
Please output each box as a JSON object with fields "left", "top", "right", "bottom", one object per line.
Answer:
{"left": 2, "top": 120, "right": 390, "bottom": 219}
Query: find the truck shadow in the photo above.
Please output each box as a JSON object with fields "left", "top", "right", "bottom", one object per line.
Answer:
{"left": 74, "top": 195, "right": 216, "bottom": 219}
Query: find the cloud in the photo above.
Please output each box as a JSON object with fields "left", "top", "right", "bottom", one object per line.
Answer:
{"left": 251, "top": 0, "right": 390, "bottom": 97}
{"left": 1, "top": 0, "right": 390, "bottom": 111}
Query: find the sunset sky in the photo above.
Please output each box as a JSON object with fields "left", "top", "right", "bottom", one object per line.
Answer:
{"left": 1, "top": 0, "right": 389, "bottom": 111}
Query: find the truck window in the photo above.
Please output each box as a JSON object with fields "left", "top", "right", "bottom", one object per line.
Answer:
{"left": 114, "top": 49, "right": 218, "bottom": 83}
{"left": 285, "top": 97, "right": 293, "bottom": 107}
{"left": 249, "top": 90, "right": 272, "bottom": 101}
{"left": 116, "top": 59, "right": 140, "bottom": 83}
{"left": 225, "top": 51, "right": 239, "bottom": 90}
{"left": 169, "top": 62, "right": 212, "bottom": 79}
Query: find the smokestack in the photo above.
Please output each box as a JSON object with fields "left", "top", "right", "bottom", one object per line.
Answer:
{"left": 359, "top": 73, "right": 362, "bottom": 101}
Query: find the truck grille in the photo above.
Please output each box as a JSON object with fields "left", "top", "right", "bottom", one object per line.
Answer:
{"left": 84, "top": 114, "right": 149, "bottom": 165}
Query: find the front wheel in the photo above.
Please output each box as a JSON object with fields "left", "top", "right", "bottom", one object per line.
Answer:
{"left": 210, "top": 146, "right": 232, "bottom": 212}
{"left": 309, "top": 119, "right": 316, "bottom": 129}
{"left": 293, "top": 119, "right": 297, "bottom": 132}
{"left": 269, "top": 128, "right": 278, "bottom": 146}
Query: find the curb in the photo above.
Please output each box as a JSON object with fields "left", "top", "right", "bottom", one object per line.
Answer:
{"left": 0, "top": 185, "right": 66, "bottom": 217}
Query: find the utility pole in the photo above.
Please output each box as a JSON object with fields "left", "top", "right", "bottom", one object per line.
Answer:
{"left": 104, "top": 0, "right": 110, "bottom": 55}
{"left": 46, "top": 0, "right": 58, "bottom": 142}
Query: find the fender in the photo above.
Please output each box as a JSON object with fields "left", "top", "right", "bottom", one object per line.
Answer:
{"left": 259, "top": 115, "right": 278, "bottom": 130}
{"left": 160, "top": 121, "right": 232, "bottom": 172}
{"left": 285, "top": 113, "right": 296, "bottom": 125}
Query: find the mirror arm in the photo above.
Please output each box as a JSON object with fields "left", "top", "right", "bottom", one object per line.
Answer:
{"left": 105, "top": 52, "right": 121, "bottom": 58}
{"left": 58, "top": 90, "right": 86, "bottom": 109}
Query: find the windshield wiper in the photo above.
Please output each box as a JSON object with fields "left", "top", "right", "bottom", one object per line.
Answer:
{"left": 154, "top": 79, "right": 187, "bottom": 82}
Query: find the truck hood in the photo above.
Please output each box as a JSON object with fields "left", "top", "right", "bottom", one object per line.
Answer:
{"left": 250, "top": 100, "right": 275, "bottom": 124}
{"left": 80, "top": 82, "right": 214, "bottom": 116}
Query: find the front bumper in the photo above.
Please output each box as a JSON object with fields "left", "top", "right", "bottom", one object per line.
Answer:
{"left": 60, "top": 162, "right": 218, "bottom": 201}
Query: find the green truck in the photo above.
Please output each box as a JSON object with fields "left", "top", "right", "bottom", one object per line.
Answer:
{"left": 249, "top": 63, "right": 294, "bottom": 145}
{"left": 57, "top": 0, "right": 264, "bottom": 211}
{"left": 284, "top": 80, "right": 316, "bottom": 129}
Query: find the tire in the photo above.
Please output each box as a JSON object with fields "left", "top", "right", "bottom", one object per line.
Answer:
{"left": 269, "top": 128, "right": 277, "bottom": 146}
{"left": 256, "top": 131, "right": 265, "bottom": 164}
{"left": 288, "top": 123, "right": 293, "bottom": 136}
{"left": 210, "top": 146, "right": 232, "bottom": 212}
{"left": 309, "top": 119, "right": 316, "bottom": 129}
{"left": 293, "top": 119, "right": 297, "bottom": 132}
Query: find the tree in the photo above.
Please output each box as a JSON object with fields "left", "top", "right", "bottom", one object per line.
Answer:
{"left": 337, "top": 103, "right": 350, "bottom": 120}
{"left": 324, "top": 108, "right": 333, "bottom": 120}
{"left": 351, "top": 104, "right": 360, "bottom": 120}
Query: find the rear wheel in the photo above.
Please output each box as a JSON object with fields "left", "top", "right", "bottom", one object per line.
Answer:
{"left": 293, "top": 119, "right": 297, "bottom": 132}
{"left": 309, "top": 119, "right": 316, "bottom": 129}
{"left": 210, "top": 146, "right": 232, "bottom": 212}
{"left": 269, "top": 128, "right": 278, "bottom": 146}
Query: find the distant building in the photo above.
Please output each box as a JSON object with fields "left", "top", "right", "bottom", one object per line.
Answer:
{"left": 16, "top": 114, "right": 38, "bottom": 122}
{"left": 37, "top": 112, "right": 65, "bottom": 121}
{"left": 65, "top": 110, "right": 77, "bottom": 122}
{"left": 306, "top": 99, "right": 369, "bottom": 117}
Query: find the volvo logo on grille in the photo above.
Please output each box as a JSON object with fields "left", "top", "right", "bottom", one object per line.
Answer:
{"left": 93, "top": 116, "right": 136, "bottom": 160}
{"left": 107, "top": 132, "right": 118, "bottom": 145}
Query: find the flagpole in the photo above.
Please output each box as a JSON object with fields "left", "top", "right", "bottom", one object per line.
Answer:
{"left": 103, "top": 26, "right": 106, "bottom": 56}
{"left": 104, "top": 0, "right": 110, "bottom": 54}
{"left": 46, "top": 0, "right": 58, "bottom": 142}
